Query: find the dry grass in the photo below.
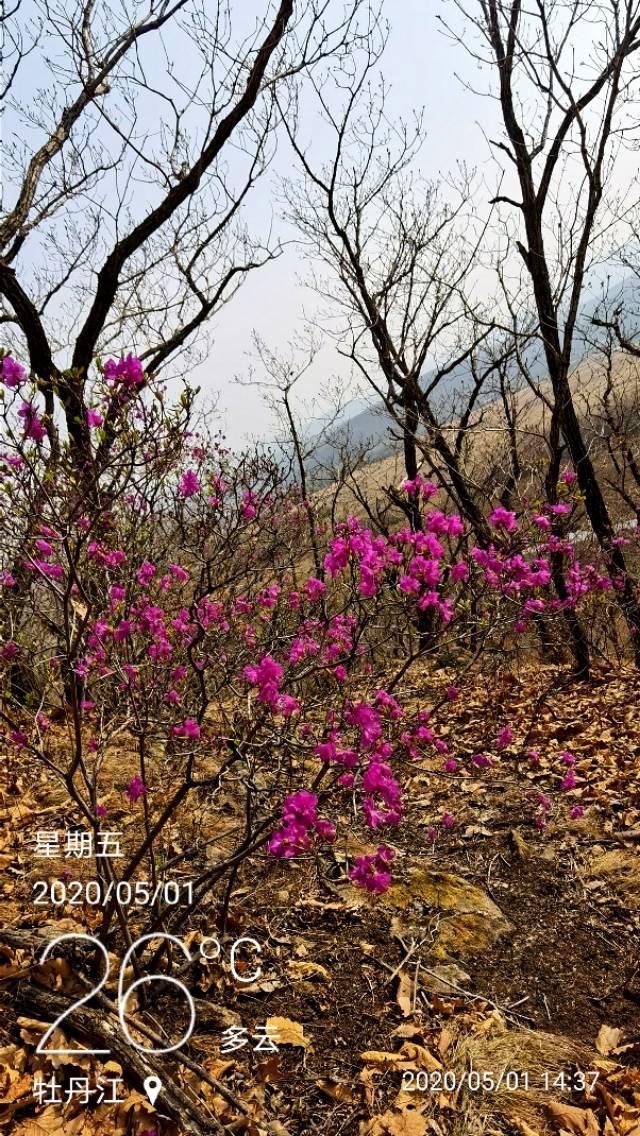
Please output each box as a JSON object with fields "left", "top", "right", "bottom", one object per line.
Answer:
{"left": 321, "top": 350, "right": 640, "bottom": 523}
{"left": 452, "top": 1012, "right": 600, "bottom": 1134}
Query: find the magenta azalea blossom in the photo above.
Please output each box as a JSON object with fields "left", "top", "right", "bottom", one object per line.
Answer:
{"left": 1, "top": 640, "right": 19, "bottom": 660}
{"left": 349, "top": 844, "right": 395, "bottom": 893}
{"left": 126, "top": 775, "right": 148, "bottom": 803}
{"left": 178, "top": 469, "right": 201, "bottom": 497}
{"left": 172, "top": 718, "right": 201, "bottom": 740}
{"left": 18, "top": 401, "right": 47, "bottom": 442}
{"left": 1, "top": 355, "right": 26, "bottom": 387}
{"left": 489, "top": 506, "right": 518, "bottom": 532}
{"left": 496, "top": 725, "right": 514, "bottom": 750}
{"left": 104, "top": 353, "right": 144, "bottom": 389}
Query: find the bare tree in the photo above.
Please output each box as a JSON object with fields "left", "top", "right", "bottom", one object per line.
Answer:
{"left": 279, "top": 45, "right": 504, "bottom": 545}
{"left": 1, "top": 0, "right": 370, "bottom": 463}
{"left": 444, "top": 0, "right": 640, "bottom": 657}
{"left": 238, "top": 330, "right": 357, "bottom": 577}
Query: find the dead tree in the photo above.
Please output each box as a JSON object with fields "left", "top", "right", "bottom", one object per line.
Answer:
{"left": 278, "top": 43, "right": 501, "bottom": 544}
{"left": 444, "top": 0, "right": 640, "bottom": 659}
{"left": 0, "top": 0, "right": 371, "bottom": 466}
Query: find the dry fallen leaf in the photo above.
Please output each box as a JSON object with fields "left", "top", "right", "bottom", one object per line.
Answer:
{"left": 546, "top": 1101, "right": 599, "bottom": 1136}
{"left": 287, "top": 960, "right": 330, "bottom": 982}
{"left": 398, "top": 1042, "right": 442, "bottom": 1072}
{"left": 360, "top": 1107, "right": 428, "bottom": 1135}
{"left": 396, "top": 972, "right": 414, "bottom": 1018}
{"left": 265, "top": 1016, "right": 310, "bottom": 1048}
{"left": 316, "top": 1078, "right": 357, "bottom": 1104}
{"left": 596, "top": 1024, "right": 624, "bottom": 1056}
{"left": 361, "top": 1050, "right": 409, "bottom": 1069}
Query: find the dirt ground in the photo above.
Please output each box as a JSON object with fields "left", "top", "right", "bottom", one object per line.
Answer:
{"left": 1, "top": 660, "right": 639, "bottom": 1135}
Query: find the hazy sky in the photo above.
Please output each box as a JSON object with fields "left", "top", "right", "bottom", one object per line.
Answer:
{"left": 7, "top": 1, "right": 637, "bottom": 445}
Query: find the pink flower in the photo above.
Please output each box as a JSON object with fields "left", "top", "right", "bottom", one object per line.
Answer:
{"left": 349, "top": 844, "right": 395, "bottom": 893}
{"left": 31, "top": 559, "right": 63, "bottom": 580}
{"left": 345, "top": 702, "right": 382, "bottom": 750}
{"left": 304, "top": 577, "right": 326, "bottom": 603}
{"left": 178, "top": 469, "right": 200, "bottom": 497}
{"left": 496, "top": 725, "right": 514, "bottom": 751}
{"left": 569, "top": 805, "right": 584, "bottom": 819}
{"left": 268, "top": 790, "right": 335, "bottom": 858}
{"left": 450, "top": 561, "right": 468, "bottom": 582}
{"left": 561, "top": 769, "right": 577, "bottom": 790}
{"left": 172, "top": 718, "right": 201, "bottom": 740}
{"left": 104, "top": 353, "right": 144, "bottom": 390}
{"left": 96, "top": 804, "right": 108, "bottom": 818}
{"left": 444, "top": 758, "right": 458, "bottom": 773}
{"left": 136, "top": 560, "right": 156, "bottom": 586}
{"left": 1, "top": 640, "right": 19, "bottom": 660}
{"left": 87, "top": 408, "right": 104, "bottom": 428}
{"left": 446, "top": 685, "right": 459, "bottom": 700}
{"left": 283, "top": 790, "right": 318, "bottom": 825}
{"left": 441, "top": 812, "right": 455, "bottom": 830}
{"left": 561, "top": 470, "right": 577, "bottom": 485}
{"left": 244, "top": 655, "right": 284, "bottom": 708}
{"left": 489, "top": 506, "right": 518, "bottom": 533}
{"left": 241, "top": 490, "right": 259, "bottom": 520}
{"left": 401, "top": 474, "right": 438, "bottom": 498}
{"left": 18, "top": 401, "right": 47, "bottom": 442}
{"left": 472, "top": 752, "right": 492, "bottom": 768}
{"left": 126, "top": 775, "right": 147, "bottom": 803}
{"left": 560, "top": 750, "right": 576, "bottom": 766}
{"left": 268, "top": 822, "right": 310, "bottom": 858}
{"left": 0, "top": 355, "right": 26, "bottom": 387}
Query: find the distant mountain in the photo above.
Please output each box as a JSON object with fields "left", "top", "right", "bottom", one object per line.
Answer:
{"left": 308, "top": 274, "right": 639, "bottom": 473}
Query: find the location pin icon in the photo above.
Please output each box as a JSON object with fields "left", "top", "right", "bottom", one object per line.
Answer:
{"left": 143, "top": 1075, "right": 163, "bottom": 1107}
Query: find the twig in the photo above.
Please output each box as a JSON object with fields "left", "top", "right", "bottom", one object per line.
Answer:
{"left": 17, "top": 982, "right": 227, "bottom": 1136}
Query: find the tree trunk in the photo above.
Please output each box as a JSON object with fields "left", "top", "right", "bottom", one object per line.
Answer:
{"left": 558, "top": 382, "right": 640, "bottom": 663}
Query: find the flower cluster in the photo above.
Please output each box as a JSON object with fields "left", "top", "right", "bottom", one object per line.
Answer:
{"left": 267, "top": 791, "right": 336, "bottom": 857}
{"left": 349, "top": 844, "right": 395, "bottom": 893}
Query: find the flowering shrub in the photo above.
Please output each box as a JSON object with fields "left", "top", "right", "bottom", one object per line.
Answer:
{"left": 0, "top": 351, "right": 629, "bottom": 933}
